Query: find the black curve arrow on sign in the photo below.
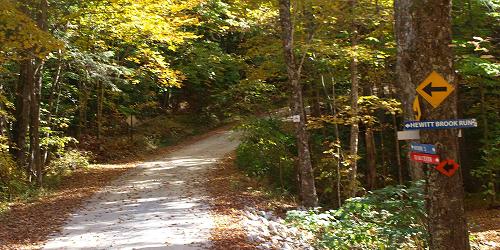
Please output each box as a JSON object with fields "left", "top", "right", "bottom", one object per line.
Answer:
{"left": 423, "top": 82, "right": 447, "bottom": 97}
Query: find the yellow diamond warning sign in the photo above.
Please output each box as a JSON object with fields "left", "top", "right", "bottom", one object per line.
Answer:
{"left": 416, "top": 71, "right": 454, "bottom": 108}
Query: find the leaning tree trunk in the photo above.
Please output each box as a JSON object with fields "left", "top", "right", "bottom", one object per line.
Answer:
{"left": 347, "top": 0, "right": 360, "bottom": 198}
{"left": 278, "top": 0, "right": 318, "bottom": 207}
{"left": 396, "top": 0, "right": 470, "bottom": 248}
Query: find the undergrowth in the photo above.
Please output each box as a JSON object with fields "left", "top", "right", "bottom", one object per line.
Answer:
{"left": 235, "top": 118, "right": 298, "bottom": 193}
{"left": 0, "top": 149, "right": 90, "bottom": 212}
{"left": 286, "top": 181, "right": 428, "bottom": 250}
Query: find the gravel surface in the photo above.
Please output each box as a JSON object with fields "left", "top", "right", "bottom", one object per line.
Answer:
{"left": 43, "top": 130, "right": 239, "bottom": 250}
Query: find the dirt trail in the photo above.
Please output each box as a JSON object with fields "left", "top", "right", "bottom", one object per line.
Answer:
{"left": 43, "top": 130, "right": 239, "bottom": 250}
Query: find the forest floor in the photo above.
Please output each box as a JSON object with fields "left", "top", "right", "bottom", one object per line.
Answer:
{"left": 467, "top": 208, "right": 500, "bottom": 249}
{"left": 0, "top": 127, "right": 498, "bottom": 249}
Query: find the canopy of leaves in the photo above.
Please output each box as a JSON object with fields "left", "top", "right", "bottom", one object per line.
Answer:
{"left": 0, "top": 0, "right": 62, "bottom": 64}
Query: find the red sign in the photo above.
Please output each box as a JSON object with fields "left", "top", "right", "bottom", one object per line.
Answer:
{"left": 435, "top": 159, "right": 459, "bottom": 177}
{"left": 410, "top": 152, "right": 440, "bottom": 165}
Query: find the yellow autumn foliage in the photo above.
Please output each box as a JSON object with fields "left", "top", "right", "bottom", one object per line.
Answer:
{"left": 0, "top": 0, "right": 62, "bottom": 64}
{"left": 69, "top": 0, "right": 201, "bottom": 87}
{"left": 77, "top": 0, "right": 201, "bottom": 50}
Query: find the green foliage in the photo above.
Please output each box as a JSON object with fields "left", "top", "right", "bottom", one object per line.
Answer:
{"left": 286, "top": 181, "right": 427, "bottom": 250}
{"left": 236, "top": 118, "right": 297, "bottom": 191}
{"left": 45, "top": 150, "right": 91, "bottom": 184}
{"left": 0, "top": 148, "right": 28, "bottom": 201}
{"left": 0, "top": 136, "right": 38, "bottom": 203}
{"left": 471, "top": 123, "right": 500, "bottom": 203}
{"left": 212, "top": 79, "right": 279, "bottom": 118}
{"left": 40, "top": 130, "right": 77, "bottom": 156}
{"left": 0, "top": 92, "right": 14, "bottom": 122}
{"left": 314, "top": 140, "right": 353, "bottom": 205}
{"left": 309, "top": 95, "right": 401, "bottom": 128}
{"left": 195, "top": 0, "right": 244, "bottom": 37}
{"left": 457, "top": 56, "right": 500, "bottom": 80}
{"left": 452, "top": 12, "right": 499, "bottom": 199}
{"left": 176, "top": 41, "right": 242, "bottom": 87}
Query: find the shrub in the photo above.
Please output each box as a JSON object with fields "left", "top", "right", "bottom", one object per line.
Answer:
{"left": 212, "top": 79, "right": 279, "bottom": 118}
{"left": 235, "top": 118, "right": 297, "bottom": 191}
{"left": 45, "top": 150, "right": 91, "bottom": 184}
{"left": 0, "top": 149, "right": 29, "bottom": 202}
{"left": 471, "top": 123, "right": 500, "bottom": 206}
{"left": 286, "top": 181, "right": 427, "bottom": 249}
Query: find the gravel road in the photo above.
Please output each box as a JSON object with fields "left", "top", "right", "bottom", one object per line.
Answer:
{"left": 43, "top": 130, "right": 239, "bottom": 250}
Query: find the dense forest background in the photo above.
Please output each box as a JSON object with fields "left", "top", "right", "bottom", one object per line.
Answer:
{"left": 0, "top": 0, "right": 498, "bottom": 216}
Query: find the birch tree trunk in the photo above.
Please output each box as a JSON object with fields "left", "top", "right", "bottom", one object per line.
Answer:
{"left": 278, "top": 0, "right": 317, "bottom": 207}
{"left": 394, "top": 0, "right": 425, "bottom": 181}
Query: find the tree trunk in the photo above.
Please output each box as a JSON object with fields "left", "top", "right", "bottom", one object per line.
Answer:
{"left": 331, "top": 77, "right": 340, "bottom": 141}
{"left": 365, "top": 127, "right": 377, "bottom": 190}
{"left": 30, "top": 62, "right": 43, "bottom": 186}
{"left": 364, "top": 85, "right": 377, "bottom": 190}
{"left": 12, "top": 59, "right": 33, "bottom": 172}
{"left": 347, "top": 0, "right": 360, "bottom": 198}
{"left": 97, "top": 81, "right": 104, "bottom": 140}
{"left": 30, "top": 0, "right": 49, "bottom": 186}
{"left": 0, "top": 85, "right": 5, "bottom": 137}
{"left": 380, "top": 130, "right": 388, "bottom": 185}
{"left": 77, "top": 84, "right": 89, "bottom": 140}
{"left": 310, "top": 85, "right": 321, "bottom": 117}
{"left": 396, "top": 0, "right": 470, "bottom": 248}
{"left": 320, "top": 75, "right": 334, "bottom": 114}
{"left": 479, "top": 82, "right": 488, "bottom": 141}
{"left": 394, "top": 0, "right": 425, "bottom": 181}
{"left": 43, "top": 51, "right": 63, "bottom": 165}
{"left": 278, "top": 0, "right": 318, "bottom": 207}
{"left": 392, "top": 114, "right": 404, "bottom": 184}
{"left": 466, "top": 0, "right": 475, "bottom": 34}
{"left": 331, "top": 76, "right": 342, "bottom": 207}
